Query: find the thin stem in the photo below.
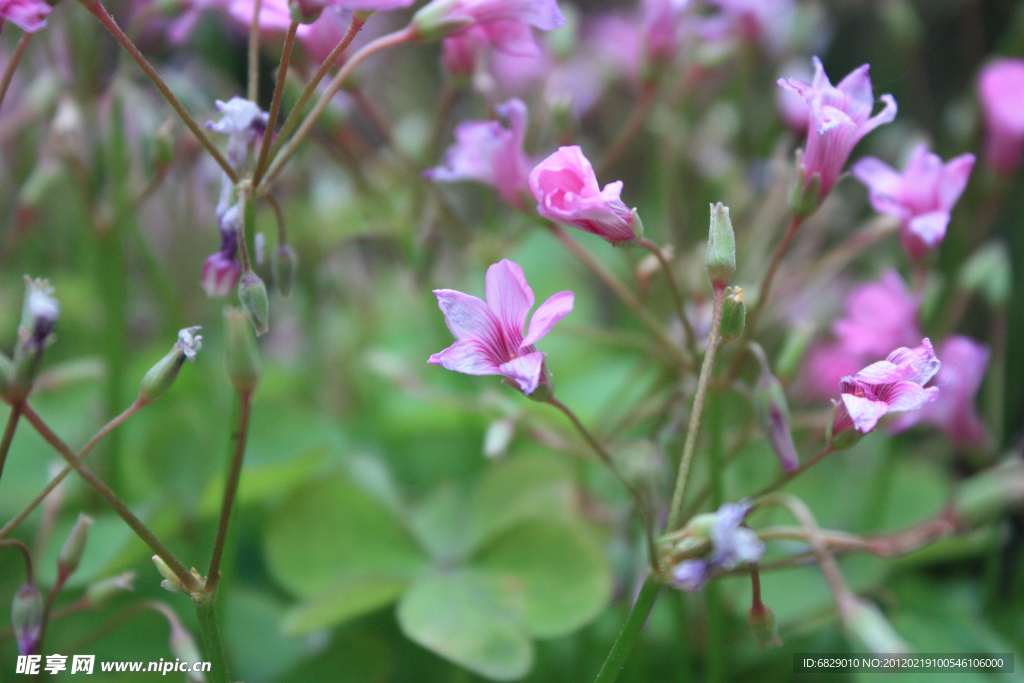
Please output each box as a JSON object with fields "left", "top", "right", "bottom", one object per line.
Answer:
{"left": 258, "top": 25, "right": 416, "bottom": 192}
{"left": 196, "top": 592, "right": 230, "bottom": 683}
{"left": 0, "top": 400, "right": 23, "bottom": 486}
{"left": 254, "top": 12, "right": 367, "bottom": 188}
{"left": 638, "top": 238, "right": 696, "bottom": 357}
{"left": 205, "top": 390, "right": 253, "bottom": 592}
{"left": 246, "top": 0, "right": 262, "bottom": 104}
{"left": 76, "top": 0, "right": 238, "bottom": 183}
{"left": 549, "top": 224, "right": 689, "bottom": 369}
{"left": 427, "top": 80, "right": 460, "bottom": 163}
{"left": 547, "top": 397, "right": 657, "bottom": 566}
{"left": 0, "top": 539, "right": 33, "bottom": 584}
{"left": 750, "top": 563, "right": 763, "bottom": 609}
{"left": 0, "top": 31, "right": 32, "bottom": 114}
{"left": 252, "top": 20, "right": 298, "bottom": 185}
{"left": 0, "top": 400, "right": 142, "bottom": 542}
{"left": 596, "top": 81, "right": 657, "bottom": 178}
{"left": 751, "top": 443, "right": 835, "bottom": 500}
{"left": 237, "top": 192, "right": 254, "bottom": 273}
{"left": 19, "top": 403, "right": 201, "bottom": 593}
{"left": 667, "top": 287, "right": 726, "bottom": 531}
{"left": 593, "top": 576, "right": 661, "bottom": 683}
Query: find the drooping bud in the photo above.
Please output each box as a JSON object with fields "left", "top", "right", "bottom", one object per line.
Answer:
{"left": 952, "top": 459, "right": 1024, "bottom": 528}
{"left": 138, "top": 327, "right": 202, "bottom": 406}
{"left": 705, "top": 203, "right": 736, "bottom": 289}
{"left": 750, "top": 343, "right": 799, "bottom": 472}
{"left": 57, "top": 513, "right": 94, "bottom": 582}
{"left": 8, "top": 277, "right": 60, "bottom": 400}
{"left": 238, "top": 271, "right": 269, "bottom": 336}
{"left": 85, "top": 571, "right": 136, "bottom": 606}
{"left": 273, "top": 245, "right": 297, "bottom": 297}
{"left": 719, "top": 287, "right": 746, "bottom": 342}
{"left": 843, "top": 598, "right": 911, "bottom": 654}
{"left": 224, "top": 307, "right": 262, "bottom": 394}
{"left": 747, "top": 602, "right": 782, "bottom": 649}
{"left": 11, "top": 584, "right": 43, "bottom": 656}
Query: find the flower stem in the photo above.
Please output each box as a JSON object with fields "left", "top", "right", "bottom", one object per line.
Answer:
{"left": 0, "top": 399, "right": 143, "bottom": 542}
{"left": 0, "top": 400, "right": 23, "bottom": 487}
{"left": 252, "top": 20, "right": 298, "bottom": 186}
{"left": 0, "top": 31, "right": 32, "bottom": 114}
{"left": 205, "top": 389, "right": 253, "bottom": 593}
{"left": 639, "top": 238, "right": 696, "bottom": 357}
{"left": 0, "top": 539, "right": 33, "bottom": 584}
{"left": 547, "top": 397, "right": 657, "bottom": 566}
{"left": 19, "top": 403, "right": 201, "bottom": 593}
{"left": 258, "top": 25, "right": 416, "bottom": 192}
{"left": 593, "top": 576, "right": 661, "bottom": 683}
{"left": 247, "top": 0, "right": 263, "bottom": 104}
{"left": 196, "top": 598, "right": 230, "bottom": 683}
{"left": 75, "top": 0, "right": 238, "bottom": 183}
{"left": 667, "top": 286, "right": 726, "bottom": 531}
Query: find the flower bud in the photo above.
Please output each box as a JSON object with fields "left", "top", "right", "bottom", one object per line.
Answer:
{"left": 57, "top": 513, "right": 93, "bottom": 581}
{"left": 11, "top": 584, "right": 43, "bottom": 656}
{"left": 705, "top": 202, "right": 736, "bottom": 289}
{"left": 138, "top": 327, "right": 202, "bottom": 406}
{"left": 273, "top": 244, "right": 297, "bottom": 297}
{"left": 85, "top": 571, "right": 135, "bottom": 606}
{"left": 289, "top": 0, "right": 324, "bottom": 23}
{"left": 412, "top": 0, "right": 474, "bottom": 42}
{"left": 719, "top": 287, "right": 746, "bottom": 342}
{"left": 238, "top": 271, "right": 269, "bottom": 336}
{"left": 952, "top": 459, "right": 1024, "bottom": 528}
{"left": 9, "top": 277, "right": 60, "bottom": 400}
{"left": 750, "top": 343, "right": 798, "bottom": 472}
{"left": 843, "top": 598, "right": 911, "bottom": 654}
{"left": 224, "top": 307, "right": 262, "bottom": 394}
{"left": 746, "top": 603, "right": 782, "bottom": 649}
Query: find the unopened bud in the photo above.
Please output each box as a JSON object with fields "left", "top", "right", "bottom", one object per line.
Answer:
{"left": 843, "top": 598, "right": 911, "bottom": 654}
{"left": 138, "top": 327, "right": 202, "bottom": 405}
{"left": 238, "top": 271, "right": 269, "bottom": 336}
{"left": 719, "top": 287, "right": 745, "bottom": 342}
{"left": 57, "top": 513, "right": 93, "bottom": 581}
{"left": 958, "top": 241, "right": 1011, "bottom": 307}
{"left": 747, "top": 603, "right": 782, "bottom": 649}
{"left": 11, "top": 584, "right": 43, "bottom": 656}
{"left": 86, "top": 571, "right": 136, "bottom": 606}
{"left": 289, "top": 0, "right": 324, "bottom": 23}
{"left": 9, "top": 277, "right": 59, "bottom": 399}
{"left": 224, "top": 307, "right": 262, "bottom": 394}
{"left": 628, "top": 208, "right": 645, "bottom": 245}
{"left": 153, "top": 555, "right": 184, "bottom": 594}
{"left": 952, "top": 459, "right": 1024, "bottom": 528}
{"left": 273, "top": 244, "right": 297, "bottom": 297}
{"left": 705, "top": 203, "right": 736, "bottom": 289}
{"left": 750, "top": 343, "right": 798, "bottom": 472}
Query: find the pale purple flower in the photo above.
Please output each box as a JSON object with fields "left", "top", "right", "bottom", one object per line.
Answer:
{"left": 429, "top": 259, "right": 574, "bottom": 397}
{"left": 201, "top": 225, "right": 241, "bottom": 297}
{"left": 778, "top": 57, "right": 897, "bottom": 198}
{"left": 830, "top": 339, "right": 940, "bottom": 437}
{"left": 890, "top": 336, "right": 989, "bottom": 450}
{"left": 415, "top": 0, "right": 565, "bottom": 57}
{"left": 672, "top": 500, "right": 763, "bottom": 592}
{"left": 853, "top": 145, "right": 975, "bottom": 259}
{"left": 0, "top": 0, "right": 51, "bottom": 32}
{"left": 977, "top": 58, "right": 1024, "bottom": 175}
{"left": 529, "top": 146, "right": 640, "bottom": 246}
{"left": 426, "top": 99, "right": 532, "bottom": 207}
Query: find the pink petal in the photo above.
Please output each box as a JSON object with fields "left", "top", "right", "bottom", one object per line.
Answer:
{"left": 841, "top": 393, "right": 890, "bottom": 433}
{"left": 834, "top": 63, "right": 874, "bottom": 122}
{"left": 853, "top": 156, "right": 907, "bottom": 217}
{"left": 906, "top": 211, "right": 949, "bottom": 249}
{"left": 521, "top": 290, "right": 574, "bottom": 350}
{"left": 885, "top": 338, "right": 940, "bottom": 386}
{"left": 429, "top": 340, "right": 502, "bottom": 375}
{"left": 433, "top": 289, "right": 503, "bottom": 351}
{"left": 936, "top": 153, "right": 976, "bottom": 211}
{"left": 859, "top": 94, "right": 898, "bottom": 137}
{"left": 485, "top": 259, "right": 534, "bottom": 341}
{"left": 876, "top": 381, "right": 938, "bottom": 413}
{"left": 498, "top": 351, "right": 546, "bottom": 395}
{"left": 848, "top": 360, "right": 913, "bottom": 385}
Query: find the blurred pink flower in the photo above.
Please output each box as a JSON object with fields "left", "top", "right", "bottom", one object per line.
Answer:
{"left": 642, "top": 0, "right": 688, "bottom": 64}
{"left": 704, "top": 0, "right": 793, "bottom": 52}
{"left": 429, "top": 259, "right": 574, "bottom": 397}
{"left": 224, "top": 0, "right": 350, "bottom": 62}
{"left": 425, "top": 98, "right": 532, "bottom": 207}
{"left": 977, "top": 58, "right": 1024, "bottom": 175}
{"left": 202, "top": 251, "right": 242, "bottom": 297}
{"left": 890, "top": 336, "right": 990, "bottom": 450}
{"left": 775, "top": 60, "right": 811, "bottom": 133}
{"left": 416, "top": 0, "right": 565, "bottom": 57}
{"left": 529, "top": 146, "right": 640, "bottom": 245}
{"left": 830, "top": 338, "right": 940, "bottom": 436}
{"left": 853, "top": 145, "right": 975, "bottom": 260}
{"left": 440, "top": 25, "right": 490, "bottom": 76}
{"left": 778, "top": 56, "right": 897, "bottom": 198}
{"left": 0, "top": 0, "right": 51, "bottom": 32}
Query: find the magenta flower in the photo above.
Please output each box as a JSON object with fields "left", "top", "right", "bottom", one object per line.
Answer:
{"left": 529, "top": 146, "right": 641, "bottom": 246}
{"left": 777, "top": 57, "right": 897, "bottom": 199}
{"left": 429, "top": 259, "right": 574, "bottom": 397}
{"left": 425, "top": 99, "right": 532, "bottom": 207}
{"left": 977, "top": 58, "right": 1024, "bottom": 175}
{"left": 0, "top": 0, "right": 51, "bottom": 32}
{"left": 414, "top": 0, "right": 565, "bottom": 57}
{"left": 853, "top": 145, "right": 975, "bottom": 259}
{"left": 890, "top": 336, "right": 990, "bottom": 450}
{"left": 830, "top": 339, "right": 940, "bottom": 437}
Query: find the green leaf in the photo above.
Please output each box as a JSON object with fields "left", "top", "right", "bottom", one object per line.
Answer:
{"left": 264, "top": 471, "right": 427, "bottom": 597}
{"left": 475, "top": 521, "right": 612, "bottom": 639}
{"left": 197, "top": 446, "right": 328, "bottom": 516}
{"left": 282, "top": 576, "right": 408, "bottom": 636}
{"left": 223, "top": 587, "right": 309, "bottom": 683}
{"left": 397, "top": 569, "right": 533, "bottom": 681}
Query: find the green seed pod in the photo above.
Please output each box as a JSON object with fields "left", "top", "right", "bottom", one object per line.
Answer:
{"left": 57, "top": 513, "right": 93, "bottom": 581}
{"left": 705, "top": 203, "right": 736, "bottom": 289}
{"left": 138, "top": 327, "right": 202, "bottom": 406}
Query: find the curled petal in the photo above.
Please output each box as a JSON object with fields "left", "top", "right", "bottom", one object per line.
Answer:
{"left": 885, "top": 338, "right": 940, "bottom": 386}
{"left": 498, "top": 351, "right": 546, "bottom": 395}
{"left": 875, "top": 381, "right": 938, "bottom": 414}
{"left": 429, "top": 340, "right": 501, "bottom": 375}
{"left": 841, "top": 393, "right": 891, "bottom": 433}
{"left": 906, "top": 211, "right": 950, "bottom": 250}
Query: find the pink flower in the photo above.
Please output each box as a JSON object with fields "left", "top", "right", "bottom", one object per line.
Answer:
{"left": 977, "top": 58, "right": 1024, "bottom": 175}
{"left": 890, "top": 336, "right": 990, "bottom": 450}
{"left": 429, "top": 259, "right": 574, "bottom": 397}
{"left": 777, "top": 56, "right": 897, "bottom": 198}
{"left": 529, "top": 146, "right": 641, "bottom": 246}
{"left": 830, "top": 339, "right": 940, "bottom": 437}
{"left": 0, "top": 0, "right": 51, "bottom": 32}
{"left": 440, "top": 25, "right": 490, "bottom": 76}
{"left": 853, "top": 145, "right": 975, "bottom": 259}
{"left": 414, "top": 0, "right": 565, "bottom": 57}
{"left": 425, "top": 99, "right": 532, "bottom": 207}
